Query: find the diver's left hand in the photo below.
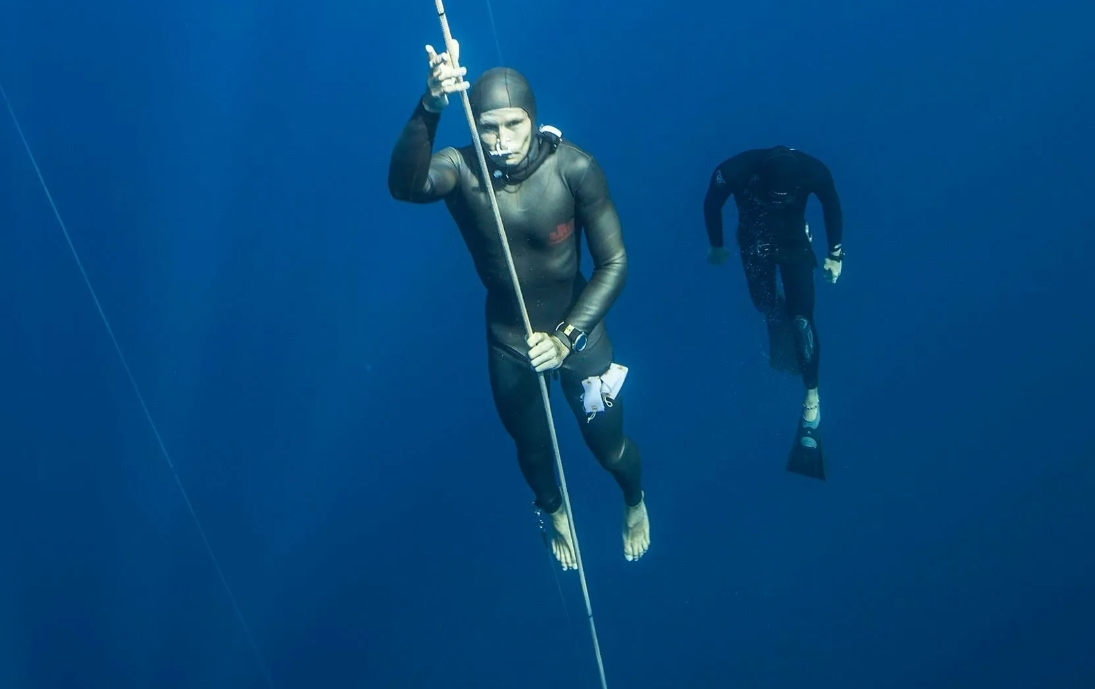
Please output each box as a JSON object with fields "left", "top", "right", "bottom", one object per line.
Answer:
{"left": 527, "top": 332, "right": 570, "bottom": 372}
{"left": 823, "top": 248, "right": 843, "bottom": 284}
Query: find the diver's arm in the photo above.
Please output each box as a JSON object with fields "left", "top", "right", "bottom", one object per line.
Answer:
{"left": 387, "top": 98, "right": 460, "bottom": 203}
{"left": 810, "top": 159, "right": 844, "bottom": 252}
{"left": 562, "top": 155, "right": 627, "bottom": 334}
{"left": 703, "top": 154, "right": 747, "bottom": 248}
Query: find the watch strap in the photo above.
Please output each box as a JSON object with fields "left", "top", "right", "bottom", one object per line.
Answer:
{"left": 555, "top": 322, "right": 583, "bottom": 349}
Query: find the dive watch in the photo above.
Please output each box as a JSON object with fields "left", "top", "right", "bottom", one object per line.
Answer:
{"left": 555, "top": 322, "right": 587, "bottom": 353}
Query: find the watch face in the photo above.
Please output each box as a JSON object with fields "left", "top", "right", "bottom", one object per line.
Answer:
{"left": 573, "top": 332, "right": 587, "bottom": 352}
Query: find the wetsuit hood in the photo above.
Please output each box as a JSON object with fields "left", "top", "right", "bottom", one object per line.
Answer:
{"left": 469, "top": 67, "right": 537, "bottom": 124}
{"left": 758, "top": 146, "right": 800, "bottom": 197}
{"left": 469, "top": 67, "right": 555, "bottom": 185}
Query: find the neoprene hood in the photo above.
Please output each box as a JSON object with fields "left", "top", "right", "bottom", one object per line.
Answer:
{"left": 758, "top": 146, "right": 800, "bottom": 195}
{"left": 469, "top": 67, "right": 537, "bottom": 124}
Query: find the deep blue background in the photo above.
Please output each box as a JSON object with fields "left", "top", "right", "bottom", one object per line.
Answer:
{"left": 2, "top": 0, "right": 1094, "bottom": 687}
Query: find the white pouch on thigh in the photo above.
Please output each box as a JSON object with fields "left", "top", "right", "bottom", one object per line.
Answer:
{"left": 580, "top": 363, "right": 629, "bottom": 421}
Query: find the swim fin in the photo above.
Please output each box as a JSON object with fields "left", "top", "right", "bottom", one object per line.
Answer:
{"left": 767, "top": 313, "right": 801, "bottom": 375}
{"left": 786, "top": 412, "right": 826, "bottom": 481}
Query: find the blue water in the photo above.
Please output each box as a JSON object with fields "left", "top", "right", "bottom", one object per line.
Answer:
{"left": 2, "top": 0, "right": 1093, "bottom": 687}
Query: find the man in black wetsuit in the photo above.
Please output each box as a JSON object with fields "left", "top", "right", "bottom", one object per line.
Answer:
{"left": 703, "top": 146, "right": 844, "bottom": 479}
{"left": 387, "top": 38, "right": 650, "bottom": 567}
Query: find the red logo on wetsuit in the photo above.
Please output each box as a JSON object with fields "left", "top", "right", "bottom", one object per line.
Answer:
{"left": 549, "top": 218, "right": 575, "bottom": 246}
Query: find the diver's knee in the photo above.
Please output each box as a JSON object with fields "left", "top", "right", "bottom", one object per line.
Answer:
{"left": 599, "top": 436, "right": 638, "bottom": 469}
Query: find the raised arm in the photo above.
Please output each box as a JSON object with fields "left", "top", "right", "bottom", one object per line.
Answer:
{"left": 387, "top": 99, "right": 460, "bottom": 203}
{"left": 388, "top": 41, "right": 469, "bottom": 203}
{"left": 562, "top": 154, "right": 627, "bottom": 334}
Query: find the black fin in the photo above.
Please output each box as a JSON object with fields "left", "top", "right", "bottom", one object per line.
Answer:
{"left": 767, "top": 313, "right": 801, "bottom": 375}
{"left": 786, "top": 418, "right": 826, "bottom": 480}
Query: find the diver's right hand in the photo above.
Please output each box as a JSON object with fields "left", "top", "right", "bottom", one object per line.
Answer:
{"left": 423, "top": 41, "right": 469, "bottom": 112}
{"left": 706, "top": 246, "right": 731, "bottom": 265}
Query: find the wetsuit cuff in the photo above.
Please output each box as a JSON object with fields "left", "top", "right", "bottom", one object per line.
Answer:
{"left": 416, "top": 96, "right": 443, "bottom": 119}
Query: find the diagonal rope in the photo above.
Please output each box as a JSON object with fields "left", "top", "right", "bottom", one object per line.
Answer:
{"left": 431, "top": 3, "right": 609, "bottom": 687}
{"left": 0, "top": 79, "right": 274, "bottom": 689}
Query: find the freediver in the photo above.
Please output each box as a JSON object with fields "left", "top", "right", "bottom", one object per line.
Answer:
{"left": 387, "top": 39, "right": 650, "bottom": 567}
{"left": 702, "top": 145, "right": 844, "bottom": 480}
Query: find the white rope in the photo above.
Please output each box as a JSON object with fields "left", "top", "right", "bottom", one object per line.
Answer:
{"left": 0, "top": 79, "right": 274, "bottom": 688}
{"left": 431, "top": 3, "right": 609, "bottom": 687}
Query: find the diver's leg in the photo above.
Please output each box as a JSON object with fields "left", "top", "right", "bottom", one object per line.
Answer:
{"left": 780, "top": 261, "right": 827, "bottom": 479}
{"left": 741, "top": 252, "right": 780, "bottom": 320}
{"left": 486, "top": 343, "right": 578, "bottom": 569}
{"left": 560, "top": 343, "right": 650, "bottom": 562}
{"left": 780, "top": 262, "right": 820, "bottom": 421}
{"left": 743, "top": 253, "right": 799, "bottom": 373}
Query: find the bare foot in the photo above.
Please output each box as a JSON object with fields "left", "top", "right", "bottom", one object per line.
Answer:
{"left": 623, "top": 496, "right": 650, "bottom": 562}
{"left": 549, "top": 506, "right": 577, "bottom": 571}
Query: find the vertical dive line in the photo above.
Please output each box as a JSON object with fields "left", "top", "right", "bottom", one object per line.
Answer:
{"left": 0, "top": 80, "right": 275, "bottom": 689}
{"left": 484, "top": 0, "right": 504, "bottom": 65}
{"left": 485, "top": 2, "right": 588, "bottom": 677}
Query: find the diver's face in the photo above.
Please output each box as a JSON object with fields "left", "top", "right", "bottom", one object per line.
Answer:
{"left": 478, "top": 107, "right": 533, "bottom": 167}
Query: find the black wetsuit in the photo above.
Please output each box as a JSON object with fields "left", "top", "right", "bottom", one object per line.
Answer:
{"left": 703, "top": 146, "right": 843, "bottom": 390}
{"left": 388, "top": 98, "right": 643, "bottom": 513}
